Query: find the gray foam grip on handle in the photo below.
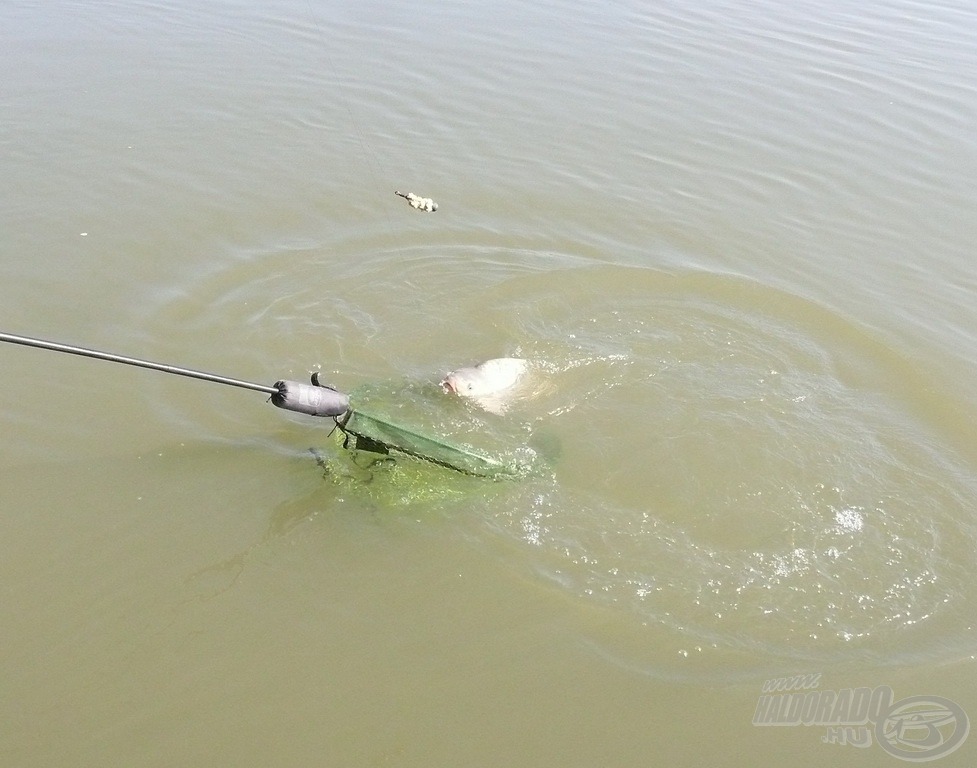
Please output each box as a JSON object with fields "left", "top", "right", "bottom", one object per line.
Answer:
{"left": 272, "top": 380, "right": 349, "bottom": 417}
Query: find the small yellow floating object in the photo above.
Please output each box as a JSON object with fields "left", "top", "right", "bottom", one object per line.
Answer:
{"left": 395, "top": 190, "right": 438, "bottom": 212}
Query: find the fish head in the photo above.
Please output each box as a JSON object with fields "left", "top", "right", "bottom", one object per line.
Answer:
{"left": 441, "top": 367, "right": 480, "bottom": 396}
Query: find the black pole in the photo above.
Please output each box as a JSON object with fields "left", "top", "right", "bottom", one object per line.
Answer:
{"left": 0, "top": 331, "right": 279, "bottom": 396}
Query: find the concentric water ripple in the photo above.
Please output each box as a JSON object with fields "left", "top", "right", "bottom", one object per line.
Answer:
{"left": 141, "top": 247, "right": 977, "bottom": 672}
{"left": 468, "top": 265, "right": 977, "bottom": 669}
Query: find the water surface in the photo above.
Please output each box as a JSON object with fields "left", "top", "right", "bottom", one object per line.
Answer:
{"left": 2, "top": 0, "right": 977, "bottom": 764}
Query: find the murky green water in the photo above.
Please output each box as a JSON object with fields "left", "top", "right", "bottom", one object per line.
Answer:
{"left": 3, "top": 0, "right": 977, "bottom": 764}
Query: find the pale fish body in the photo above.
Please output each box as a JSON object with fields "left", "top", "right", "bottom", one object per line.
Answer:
{"left": 441, "top": 358, "right": 529, "bottom": 414}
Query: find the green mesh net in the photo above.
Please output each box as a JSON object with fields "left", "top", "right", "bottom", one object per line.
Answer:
{"left": 334, "top": 380, "right": 539, "bottom": 479}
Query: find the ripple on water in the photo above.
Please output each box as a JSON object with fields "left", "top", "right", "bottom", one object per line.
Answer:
{"left": 467, "top": 265, "right": 977, "bottom": 672}
{"left": 140, "top": 247, "right": 977, "bottom": 674}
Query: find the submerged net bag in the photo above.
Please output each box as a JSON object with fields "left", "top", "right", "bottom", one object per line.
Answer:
{"left": 334, "top": 380, "right": 539, "bottom": 478}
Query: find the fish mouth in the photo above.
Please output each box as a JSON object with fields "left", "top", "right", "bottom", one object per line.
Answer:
{"left": 440, "top": 378, "right": 455, "bottom": 394}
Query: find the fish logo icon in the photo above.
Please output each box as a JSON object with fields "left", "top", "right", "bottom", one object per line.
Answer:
{"left": 876, "top": 695, "right": 969, "bottom": 762}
